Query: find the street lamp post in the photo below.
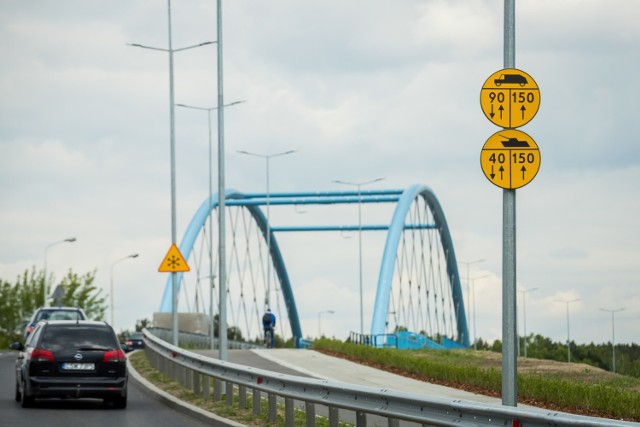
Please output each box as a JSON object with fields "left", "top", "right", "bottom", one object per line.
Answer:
{"left": 110, "top": 254, "right": 139, "bottom": 332}
{"left": 458, "top": 258, "right": 485, "bottom": 345}
{"left": 470, "top": 274, "right": 489, "bottom": 350}
{"left": 600, "top": 307, "right": 625, "bottom": 373}
{"left": 128, "top": 0, "right": 215, "bottom": 346}
{"left": 176, "top": 100, "right": 245, "bottom": 350}
{"left": 43, "top": 237, "right": 77, "bottom": 307}
{"left": 318, "top": 310, "right": 335, "bottom": 338}
{"left": 518, "top": 287, "right": 538, "bottom": 357}
{"left": 238, "top": 150, "right": 296, "bottom": 309}
{"left": 333, "top": 178, "right": 385, "bottom": 336}
{"left": 556, "top": 298, "right": 580, "bottom": 363}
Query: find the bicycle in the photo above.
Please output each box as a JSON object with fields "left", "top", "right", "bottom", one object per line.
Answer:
{"left": 264, "top": 327, "right": 275, "bottom": 349}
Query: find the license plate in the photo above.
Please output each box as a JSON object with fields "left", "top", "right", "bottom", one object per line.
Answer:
{"left": 61, "top": 363, "right": 95, "bottom": 371}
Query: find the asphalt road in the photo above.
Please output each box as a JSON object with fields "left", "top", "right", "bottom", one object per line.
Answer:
{"left": 0, "top": 350, "right": 209, "bottom": 427}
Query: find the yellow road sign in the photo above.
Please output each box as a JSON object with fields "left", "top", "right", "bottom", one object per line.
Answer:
{"left": 480, "top": 68, "right": 540, "bottom": 129}
{"left": 158, "top": 243, "right": 190, "bottom": 273}
{"left": 480, "top": 129, "right": 540, "bottom": 190}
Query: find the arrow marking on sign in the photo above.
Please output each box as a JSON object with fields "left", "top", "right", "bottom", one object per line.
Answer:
{"left": 499, "top": 165, "right": 505, "bottom": 179}
{"left": 490, "top": 104, "right": 495, "bottom": 119}
{"left": 499, "top": 105, "right": 504, "bottom": 119}
{"left": 521, "top": 165, "right": 527, "bottom": 179}
{"left": 490, "top": 165, "right": 495, "bottom": 179}
{"left": 521, "top": 105, "right": 526, "bottom": 119}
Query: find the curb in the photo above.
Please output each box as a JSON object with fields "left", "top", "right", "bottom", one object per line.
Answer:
{"left": 127, "top": 351, "right": 246, "bottom": 427}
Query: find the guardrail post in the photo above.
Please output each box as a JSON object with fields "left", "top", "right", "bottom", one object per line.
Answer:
{"left": 252, "top": 389, "right": 261, "bottom": 415}
{"left": 268, "top": 392, "right": 277, "bottom": 422}
{"left": 238, "top": 384, "right": 247, "bottom": 408}
{"left": 388, "top": 419, "right": 399, "bottom": 427}
{"left": 356, "top": 411, "right": 367, "bottom": 427}
{"left": 285, "top": 397, "right": 294, "bottom": 426}
{"left": 185, "top": 366, "right": 192, "bottom": 389}
{"left": 203, "top": 375, "right": 210, "bottom": 398}
{"left": 226, "top": 381, "right": 234, "bottom": 406}
{"left": 305, "top": 401, "right": 316, "bottom": 426}
{"left": 328, "top": 406, "right": 339, "bottom": 427}
{"left": 213, "top": 378, "right": 223, "bottom": 400}
{"left": 169, "top": 358, "right": 175, "bottom": 380}
{"left": 193, "top": 372, "right": 201, "bottom": 395}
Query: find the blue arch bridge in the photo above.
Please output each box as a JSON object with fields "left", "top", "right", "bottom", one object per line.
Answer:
{"left": 158, "top": 184, "right": 469, "bottom": 350}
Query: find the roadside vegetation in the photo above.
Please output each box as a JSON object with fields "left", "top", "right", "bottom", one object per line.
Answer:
{"left": 313, "top": 339, "right": 640, "bottom": 421}
{"left": 128, "top": 351, "right": 350, "bottom": 426}
{"left": 2, "top": 268, "right": 639, "bottom": 422}
{"left": 0, "top": 267, "right": 106, "bottom": 348}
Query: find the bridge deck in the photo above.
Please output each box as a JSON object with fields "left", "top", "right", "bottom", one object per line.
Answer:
{"left": 194, "top": 348, "right": 502, "bottom": 405}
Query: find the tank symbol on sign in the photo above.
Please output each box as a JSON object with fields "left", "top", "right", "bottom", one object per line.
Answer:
{"left": 480, "top": 129, "right": 541, "bottom": 190}
{"left": 500, "top": 135, "right": 530, "bottom": 148}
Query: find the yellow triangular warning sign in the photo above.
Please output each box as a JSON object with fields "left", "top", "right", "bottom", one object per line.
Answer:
{"left": 158, "top": 243, "right": 190, "bottom": 273}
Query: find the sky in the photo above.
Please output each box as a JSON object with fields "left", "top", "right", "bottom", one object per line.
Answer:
{"left": 1, "top": 0, "right": 638, "bottom": 347}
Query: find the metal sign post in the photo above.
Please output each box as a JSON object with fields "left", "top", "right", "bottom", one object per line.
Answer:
{"left": 502, "top": 0, "right": 517, "bottom": 407}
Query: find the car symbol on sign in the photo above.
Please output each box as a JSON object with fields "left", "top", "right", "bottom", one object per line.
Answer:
{"left": 494, "top": 74, "right": 528, "bottom": 86}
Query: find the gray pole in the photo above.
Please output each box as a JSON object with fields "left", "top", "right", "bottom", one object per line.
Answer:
{"left": 43, "top": 238, "right": 76, "bottom": 307}
{"left": 175, "top": 100, "right": 244, "bottom": 350}
{"left": 357, "top": 184, "right": 363, "bottom": 336}
{"left": 502, "top": 0, "right": 517, "bottom": 407}
{"left": 207, "top": 108, "right": 214, "bottom": 350}
{"left": 110, "top": 254, "right": 139, "bottom": 332}
{"left": 519, "top": 287, "right": 537, "bottom": 358}
{"left": 237, "top": 149, "right": 295, "bottom": 311}
{"left": 166, "top": 0, "right": 179, "bottom": 347}
{"left": 600, "top": 307, "right": 624, "bottom": 373}
{"left": 216, "top": 0, "right": 228, "bottom": 362}
{"left": 128, "top": 2, "right": 214, "bottom": 348}
{"left": 333, "top": 178, "right": 384, "bottom": 337}
{"left": 556, "top": 298, "right": 580, "bottom": 362}
{"left": 458, "top": 259, "right": 485, "bottom": 346}
{"left": 266, "top": 156, "right": 271, "bottom": 308}
{"left": 470, "top": 275, "right": 489, "bottom": 351}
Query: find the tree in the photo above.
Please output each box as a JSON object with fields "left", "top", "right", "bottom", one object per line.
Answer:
{"left": 0, "top": 267, "right": 107, "bottom": 348}
{"left": 135, "top": 318, "right": 151, "bottom": 332}
{"left": 56, "top": 269, "right": 106, "bottom": 320}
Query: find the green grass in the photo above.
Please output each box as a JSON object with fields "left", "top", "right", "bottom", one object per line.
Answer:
{"left": 313, "top": 339, "right": 640, "bottom": 421}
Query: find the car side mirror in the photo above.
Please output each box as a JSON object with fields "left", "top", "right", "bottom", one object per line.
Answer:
{"left": 9, "top": 342, "right": 24, "bottom": 351}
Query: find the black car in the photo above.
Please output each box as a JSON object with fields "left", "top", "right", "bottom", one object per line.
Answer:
{"left": 10, "top": 320, "right": 128, "bottom": 408}
{"left": 125, "top": 332, "right": 145, "bottom": 350}
{"left": 23, "top": 307, "right": 87, "bottom": 339}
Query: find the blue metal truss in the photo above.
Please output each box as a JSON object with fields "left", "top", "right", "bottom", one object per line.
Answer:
{"left": 159, "top": 185, "right": 468, "bottom": 348}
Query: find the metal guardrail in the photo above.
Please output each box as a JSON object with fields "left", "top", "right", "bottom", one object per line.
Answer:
{"left": 147, "top": 327, "right": 262, "bottom": 350}
{"left": 142, "top": 329, "right": 636, "bottom": 427}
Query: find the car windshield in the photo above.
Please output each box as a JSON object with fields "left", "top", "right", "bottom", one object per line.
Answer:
{"left": 35, "top": 310, "right": 83, "bottom": 322}
{"left": 40, "top": 325, "right": 117, "bottom": 352}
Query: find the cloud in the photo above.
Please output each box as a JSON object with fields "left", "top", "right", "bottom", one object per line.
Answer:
{"left": 0, "top": 1, "right": 638, "bottom": 346}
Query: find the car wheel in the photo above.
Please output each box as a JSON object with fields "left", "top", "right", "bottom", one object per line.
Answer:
{"left": 14, "top": 382, "right": 21, "bottom": 402}
{"left": 21, "top": 393, "right": 35, "bottom": 408}
{"left": 112, "top": 395, "right": 127, "bottom": 409}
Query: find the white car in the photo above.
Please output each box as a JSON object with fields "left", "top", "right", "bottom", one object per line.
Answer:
{"left": 24, "top": 307, "right": 87, "bottom": 338}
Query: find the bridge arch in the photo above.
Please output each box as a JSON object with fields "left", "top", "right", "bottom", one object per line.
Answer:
{"left": 371, "top": 184, "right": 469, "bottom": 347}
{"left": 159, "top": 189, "right": 302, "bottom": 345}
{"left": 159, "top": 185, "right": 468, "bottom": 348}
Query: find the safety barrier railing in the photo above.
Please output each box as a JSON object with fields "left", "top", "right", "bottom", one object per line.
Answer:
{"left": 142, "top": 329, "right": 635, "bottom": 427}
{"left": 147, "top": 327, "right": 263, "bottom": 350}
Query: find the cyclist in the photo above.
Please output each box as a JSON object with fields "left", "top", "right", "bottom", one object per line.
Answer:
{"left": 262, "top": 308, "right": 276, "bottom": 348}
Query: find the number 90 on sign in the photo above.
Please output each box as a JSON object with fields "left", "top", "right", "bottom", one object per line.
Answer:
{"left": 480, "top": 68, "right": 540, "bottom": 129}
{"left": 480, "top": 129, "right": 541, "bottom": 190}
